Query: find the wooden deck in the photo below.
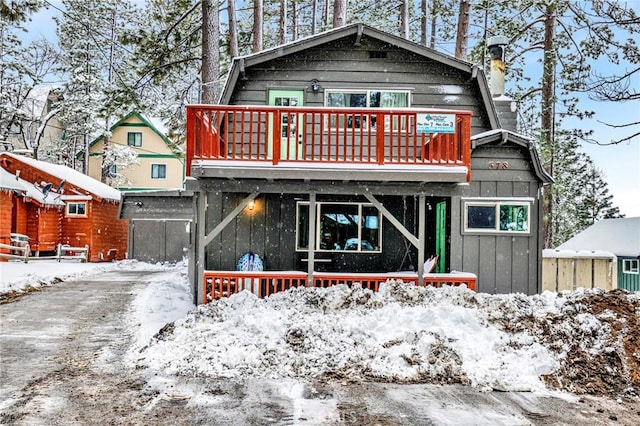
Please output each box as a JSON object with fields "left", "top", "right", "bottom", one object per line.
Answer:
{"left": 186, "top": 105, "right": 472, "bottom": 182}
{"left": 203, "top": 271, "right": 476, "bottom": 303}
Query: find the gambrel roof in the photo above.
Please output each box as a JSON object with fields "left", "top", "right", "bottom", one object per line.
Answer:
{"left": 220, "top": 23, "right": 500, "bottom": 130}
{"left": 471, "top": 129, "right": 553, "bottom": 184}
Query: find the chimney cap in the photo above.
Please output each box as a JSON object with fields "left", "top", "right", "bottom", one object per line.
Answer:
{"left": 487, "top": 36, "right": 509, "bottom": 48}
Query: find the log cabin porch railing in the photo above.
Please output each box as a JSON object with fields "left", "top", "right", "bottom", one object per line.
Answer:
{"left": 186, "top": 105, "right": 472, "bottom": 181}
{"left": 203, "top": 271, "right": 476, "bottom": 304}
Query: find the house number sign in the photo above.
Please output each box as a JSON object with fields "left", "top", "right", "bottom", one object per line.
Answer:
{"left": 488, "top": 161, "right": 509, "bottom": 170}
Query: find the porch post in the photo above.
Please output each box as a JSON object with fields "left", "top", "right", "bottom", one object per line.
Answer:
{"left": 307, "top": 192, "right": 316, "bottom": 287}
{"left": 417, "top": 194, "right": 426, "bottom": 280}
{"left": 195, "top": 189, "right": 207, "bottom": 304}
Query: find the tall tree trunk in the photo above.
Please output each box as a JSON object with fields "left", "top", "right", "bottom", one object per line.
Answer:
{"left": 333, "top": 0, "right": 346, "bottom": 28}
{"left": 323, "top": 0, "right": 330, "bottom": 29}
{"left": 102, "top": 9, "right": 117, "bottom": 183}
{"left": 279, "top": 0, "right": 287, "bottom": 44}
{"left": 228, "top": 0, "right": 238, "bottom": 58}
{"left": 429, "top": 0, "right": 437, "bottom": 49}
{"left": 253, "top": 0, "right": 263, "bottom": 52}
{"left": 312, "top": 0, "right": 317, "bottom": 34}
{"left": 202, "top": 0, "right": 220, "bottom": 104}
{"left": 292, "top": 0, "right": 298, "bottom": 41}
{"left": 420, "top": 0, "right": 428, "bottom": 46}
{"left": 541, "top": 4, "right": 557, "bottom": 248}
{"left": 454, "top": 0, "right": 470, "bottom": 60}
{"left": 400, "top": 0, "right": 409, "bottom": 39}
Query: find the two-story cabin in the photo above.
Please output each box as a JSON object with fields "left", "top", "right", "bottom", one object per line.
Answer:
{"left": 85, "top": 111, "right": 184, "bottom": 191}
{"left": 185, "top": 24, "right": 551, "bottom": 303}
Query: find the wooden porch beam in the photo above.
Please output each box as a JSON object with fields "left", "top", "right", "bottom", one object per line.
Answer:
{"left": 203, "top": 192, "right": 259, "bottom": 247}
{"left": 417, "top": 195, "right": 426, "bottom": 279}
{"left": 363, "top": 192, "right": 418, "bottom": 248}
{"left": 307, "top": 193, "right": 316, "bottom": 285}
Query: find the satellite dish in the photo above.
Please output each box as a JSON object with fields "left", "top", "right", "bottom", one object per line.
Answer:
{"left": 41, "top": 183, "right": 53, "bottom": 200}
{"left": 55, "top": 179, "right": 66, "bottom": 194}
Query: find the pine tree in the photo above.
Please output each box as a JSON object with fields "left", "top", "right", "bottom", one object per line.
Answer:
{"left": 575, "top": 159, "right": 623, "bottom": 228}
{"left": 55, "top": 0, "right": 136, "bottom": 174}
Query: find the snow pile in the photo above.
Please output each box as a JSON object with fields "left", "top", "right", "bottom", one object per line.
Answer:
{"left": 133, "top": 281, "right": 639, "bottom": 394}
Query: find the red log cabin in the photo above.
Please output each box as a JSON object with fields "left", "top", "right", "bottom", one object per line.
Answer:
{"left": 0, "top": 152, "right": 128, "bottom": 262}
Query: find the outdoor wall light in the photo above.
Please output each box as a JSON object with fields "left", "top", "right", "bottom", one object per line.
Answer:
{"left": 247, "top": 200, "right": 255, "bottom": 210}
{"left": 310, "top": 79, "right": 321, "bottom": 93}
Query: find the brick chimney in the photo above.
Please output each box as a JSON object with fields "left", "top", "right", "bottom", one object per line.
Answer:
{"left": 488, "top": 36, "right": 517, "bottom": 132}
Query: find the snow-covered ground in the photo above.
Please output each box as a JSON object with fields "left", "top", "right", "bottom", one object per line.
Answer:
{"left": 3, "top": 259, "right": 638, "bottom": 401}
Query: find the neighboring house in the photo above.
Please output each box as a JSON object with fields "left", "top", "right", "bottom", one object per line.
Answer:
{"left": 555, "top": 217, "right": 640, "bottom": 291}
{"left": 0, "top": 152, "right": 128, "bottom": 262}
{"left": 2, "top": 86, "right": 64, "bottom": 160}
{"left": 85, "top": 112, "right": 184, "bottom": 191}
{"left": 166, "top": 24, "right": 551, "bottom": 303}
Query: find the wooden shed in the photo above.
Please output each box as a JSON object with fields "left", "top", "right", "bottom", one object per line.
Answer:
{"left": 542, "top": 249, "right": 616, "bottom": 291}
{"left": 0, "top": 153, "right": 128, "bottom": 262}
{"left": 182, "top": 24, "right": 551, "bottom": 303}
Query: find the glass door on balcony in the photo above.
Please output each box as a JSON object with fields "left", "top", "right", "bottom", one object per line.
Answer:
{"left": 268, "top": 89, "right": 304, "bottom": 160}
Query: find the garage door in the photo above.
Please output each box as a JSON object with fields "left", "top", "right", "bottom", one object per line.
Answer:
{"left": 129, "top": 219, "right": 191, "bottom": 263}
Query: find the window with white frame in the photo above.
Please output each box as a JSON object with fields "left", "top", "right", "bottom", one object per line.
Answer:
{"left": 463, "top": 199, "right": 531, "bottom": 234}
{"left": 324, "top": 89, "right": 410, "bottom": 130}
{"left": 127, "top": 132, "right": 142, "bottom": 147}
{"left": 623, "top": 259, "right": 639, "bottom": 274}
{"left": 296, "top": 202, "right": 382, "bottom": 252}
{"left": 151, "top": 163, "right": 166, "bottom": 179}
{"left": 66, "top": 202, "right": 87, "bottom": 217}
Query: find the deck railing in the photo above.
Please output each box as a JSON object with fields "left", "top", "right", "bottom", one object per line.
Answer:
{"left": 203, "top": 271, "right": 476, "bottom": 304}
{"left": 186, "top": 105, "right": 472, "bottom": 180}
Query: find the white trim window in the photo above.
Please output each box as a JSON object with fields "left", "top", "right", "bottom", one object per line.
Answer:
{"left": 324, "top": 89, "right": 410, "bottom": 130}
{"left": 622, "top": 259, "right": 639, "bottom": 275}
{"left": 151, "top": 163, "right": 167, "bottom": 179}
{"left": 463, "top": 199, "right": 531, "bottom": 234}
{"left": 297, "top": 202, "right": 382, "bottom": 253}
{"left": 66, "top": 202, "right": 87, "bottom": 217}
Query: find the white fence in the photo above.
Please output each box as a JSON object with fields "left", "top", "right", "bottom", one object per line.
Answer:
{"left": 0, "top": 243, "right": 89, "bottom": 263}
{"left": 0, "top": 243, "right": 31, "bottom": 262}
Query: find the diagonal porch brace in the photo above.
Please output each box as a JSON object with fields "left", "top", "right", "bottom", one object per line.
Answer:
{"left": 203, "top": 192, "right": 259, "bottom": 247}
{"left": 363, "top": 192, "right": 426, "bottom": 278}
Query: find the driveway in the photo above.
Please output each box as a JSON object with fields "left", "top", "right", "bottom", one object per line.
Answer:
{"left": 1, "top": 270, "right": 639, "bottom": 425}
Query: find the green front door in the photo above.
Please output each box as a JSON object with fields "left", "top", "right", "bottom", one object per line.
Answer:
{"left": 268, "top": 89, "right": 304, "bottom": 159}
{"left": 435, "top": 201, "right": 447, "bottom": 273}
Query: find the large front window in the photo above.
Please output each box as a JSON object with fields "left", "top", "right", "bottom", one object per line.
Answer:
{"left": 325, "top": 89, "right": 410, "bottom": 130}
{"left": 463, "top": 199, "right": 531, "bottom": 234}
{"left": 297, "top": 202, "right": 382, "bottom": 252}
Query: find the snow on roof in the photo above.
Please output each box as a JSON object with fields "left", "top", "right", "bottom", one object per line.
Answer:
{"left": 542, "top": 249, "right": 615, "bottom": 259}
{"left": 144, "top": 115, "right": 168, "bottom": 136}
{"left": 0, "top": 167, "right": 24, "bottom": 191}
{"left": 556, "top": 217, "right": 640, "bottom": 257}
{"left": 22, "top": 86, "right": 55, "bottom": 118}
{"left": 0, "top": 167, "right": 64, "bottom": 205}
{"left": 3, "top": 153, "right": 121, "bottom": 202}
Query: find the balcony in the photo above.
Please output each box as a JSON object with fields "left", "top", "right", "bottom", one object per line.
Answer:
{"left": 186, "top": 105, "right": 472, "bottom": 183}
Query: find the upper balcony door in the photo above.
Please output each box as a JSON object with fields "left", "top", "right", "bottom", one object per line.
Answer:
{"left": 268, "top": 89, "right": 304, "bottom": 160}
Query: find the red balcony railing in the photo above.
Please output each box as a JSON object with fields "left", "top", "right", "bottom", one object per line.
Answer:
{"left": 186, "top": 105, "right": 472, "bottom": 180}
{"left": 203, "top": 271, "right": 476, "bottom": 303}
